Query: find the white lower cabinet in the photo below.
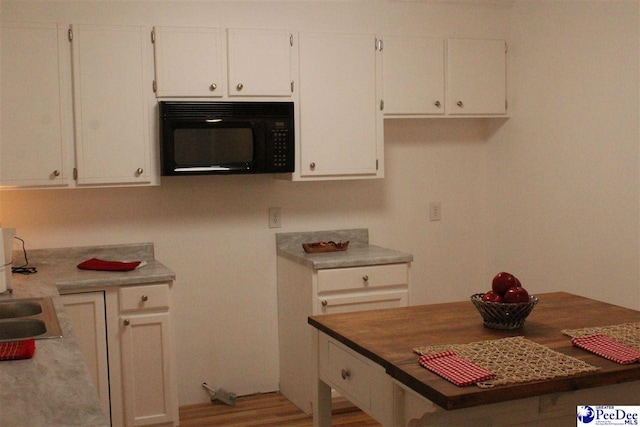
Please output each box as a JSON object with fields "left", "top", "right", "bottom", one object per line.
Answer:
{"left": 277, "top": 257, "right": 409, "bottom": 414}
{"left": 62, "top": 283, "right": 178, "bottom": 427}
{"left": 61, "top": 292, "right": 111, "bottom": 424}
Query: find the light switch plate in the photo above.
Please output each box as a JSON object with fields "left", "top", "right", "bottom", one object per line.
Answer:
{"left": 429, "top": 202, "right": 441, "bottom": 221}
{"left": 269, "top": 207, "right": 282, "bottom": 228}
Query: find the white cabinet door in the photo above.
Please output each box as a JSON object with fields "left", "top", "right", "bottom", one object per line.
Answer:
{"left": 61, "top": 292, "right": 110, "bottom": 424}
{"left": 71, "top": 24, "right": 153, "bottom": 185}
{"left": 120, "top": 312, "right": 175, "bottom": 426}
{"left": 227, "top": 28, "right": 292, "bottom": 97}
{"left": 447, "top": 38, "right": 507, "bottom": 115}
{"left": 0, "top": 22, "right": 73, "bottom": 187}
{"left": 383, "top": 36, "right": 445, "bottom": 116}
{"left": 153, "top": 26, "right": 226, "bottom": 98}
{"left": 298, "top": 32, "right": 382, "bottom": 179}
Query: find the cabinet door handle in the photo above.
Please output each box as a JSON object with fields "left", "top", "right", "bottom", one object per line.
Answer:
{"left": 209, "top": 83, "right": 217, "bottom": 91}
{"left": 434, "top": 100, "right": 441, "bottom": 108}
{"left": 141, "top": 295, "right": 148, "bottom": 302}
{"left": 362, "top": 275, "right": 369, "bottom": 282}
{"left": 123, "top": 319, "right": 130, "bottom": 326}
{"left": 457, "top": 101, "right": 464, "bottom": 108}
{"left": 136, "top": 168, "right": 144, "bottom": 175}
{"left": 321, "top": 300, "right": 328, "bottom": 307}
{"left": 341, "top": 368, "right": 351, "bottom": 380}
{"left": 52, "top": 170, "right": 61, "bottom": 177}
{"left": 236, "top": 83, "right": 244, "bottom": 91}
{"left": 309, "top": 162, "right": 316, "bottom": 170}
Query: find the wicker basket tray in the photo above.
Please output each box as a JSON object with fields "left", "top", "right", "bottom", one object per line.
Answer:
{"left": 302, "top": 241, "right": 349, "bottom": 253}
{"left": 471, "top": 293, "right": 539, "bottom": 330}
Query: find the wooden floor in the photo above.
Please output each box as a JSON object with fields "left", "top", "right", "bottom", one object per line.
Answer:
{"left": 179, "top": 392, "right": 381, "bottom": 427}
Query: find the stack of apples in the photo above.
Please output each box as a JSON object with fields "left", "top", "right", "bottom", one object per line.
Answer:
{"left": 482, "top": 272, "right": 530, "bottom": 303}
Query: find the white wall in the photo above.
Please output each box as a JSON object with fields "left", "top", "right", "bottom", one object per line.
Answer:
{"left": 0, "top": 0, "right": 509, "bottom": 405}
{"left": 488, "top": 0, "right": 640, "bottom": 310}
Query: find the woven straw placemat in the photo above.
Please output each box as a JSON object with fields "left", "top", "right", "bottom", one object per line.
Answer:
{"left": 562, "top": 322, "right": 640, "bottom": 350}
{"left": 413, "top": 336, "right": 599, "bottom": 388}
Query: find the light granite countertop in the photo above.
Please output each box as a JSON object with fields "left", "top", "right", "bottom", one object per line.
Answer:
{"left": 0, "top": 242, "right": 175, "bottom": 427}
{"left": 276, "top": 229, "right": 413, "bottom": 269}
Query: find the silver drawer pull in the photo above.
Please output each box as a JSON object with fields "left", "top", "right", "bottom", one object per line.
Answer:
{"left": 341, "top": 369, "right": 351, "bottom": 380}
{"left": 141, "top": 295, "right": 148, "bottom": 302}
{"left": 362, "top": 275, "right": 369, "bottom": 282}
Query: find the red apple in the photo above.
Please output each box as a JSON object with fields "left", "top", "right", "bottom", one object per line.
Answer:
{"left": 503, "top": 286, "right": 530, "bottom": 303}
{"left": 492, "top": 272, "right": 520, "bottom": 296}
{"left": 482, "top": 290, "right": 503, "bottom": 303}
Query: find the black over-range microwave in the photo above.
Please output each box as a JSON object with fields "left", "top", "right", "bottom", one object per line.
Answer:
{"left": 159, "top": 101, "right": 294, "bottom": 176}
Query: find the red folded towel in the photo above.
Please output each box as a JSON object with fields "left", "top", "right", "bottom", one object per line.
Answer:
{"left": 0, "top": 339, "right": 36, "bottom": 361}
{"left": 77, "top": 258, "right": 144, "bottom": 272}
{"left": 418, "top": 350, "right": 495, "bottom": 386}
{"left": 571, "top": 334, "right": 640, "bottom": 365}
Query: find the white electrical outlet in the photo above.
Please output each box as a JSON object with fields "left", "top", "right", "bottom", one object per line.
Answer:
{"left": 269, "top": 207, "right": 282, "bottom": 228}
{"left": 429, "top": 202, "right": 441, "bottom": 221}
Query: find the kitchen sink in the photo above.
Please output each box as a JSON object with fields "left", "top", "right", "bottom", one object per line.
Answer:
{"left": 0, "top": 298, "right": 63, "bottom": 342}
{"left": 0, "top": 301, "right": 42, "bottom": 319}
{"left": 0, "top": 319, "right": 47, "bottom": 341}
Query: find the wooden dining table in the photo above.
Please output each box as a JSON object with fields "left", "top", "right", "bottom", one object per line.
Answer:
{"left": 308, "top": 292, "right": 640, "bottom": 426}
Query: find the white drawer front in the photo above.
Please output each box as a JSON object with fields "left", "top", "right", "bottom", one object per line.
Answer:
{"left": 317, "top": 263, "right": 408, "bottom": 293}
{"left": 119, "top": 283, "right": 170, "bottom": 312}
{"left": 317, "top": 290, "right": 408, "bottom": 314}
{"left": 320, "top": 336, "right": 373, "bottom": 411}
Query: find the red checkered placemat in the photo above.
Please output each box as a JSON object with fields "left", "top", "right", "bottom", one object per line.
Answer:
{"left": 414, "top": 336, "right": 599, "bottom": 388}
{"left": 418, "top": 350, "right": 496, "bottom": 386}
{"left": 572, "top": 334, "right": 640, "bottom": 365}
{"left": 0, "top": 339, "right": 36, "bottom": 361}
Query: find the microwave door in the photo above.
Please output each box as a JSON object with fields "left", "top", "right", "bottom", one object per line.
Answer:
{"left": 172, "top": 123, "right": 256, "bottom": 173}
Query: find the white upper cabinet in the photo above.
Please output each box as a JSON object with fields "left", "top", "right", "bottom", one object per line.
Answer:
{"left": 296, "top": 32, "right": 383, "bottom": 180}
{"left": 447, "top": 38, "right": 507, "bottom": 115}
{"left": 153, "top": 26, "right": 293, "bottom": 98}
{"left": 383, "top": 37, "right": 507, "bottom": 117}
{"left": 71, "top": 24, "right": 154, "bottom": 185}
{"left": 0, "top": 22, "right": 73, "bottom": 187}
{"left": 383, "top": 36, "right": 445, "bottom": 116}
{"left": 227, "top": 28, "right": 293, "bottom": 97}
{"left": 153, "top": 26, "right": 225, "bottom": 98}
